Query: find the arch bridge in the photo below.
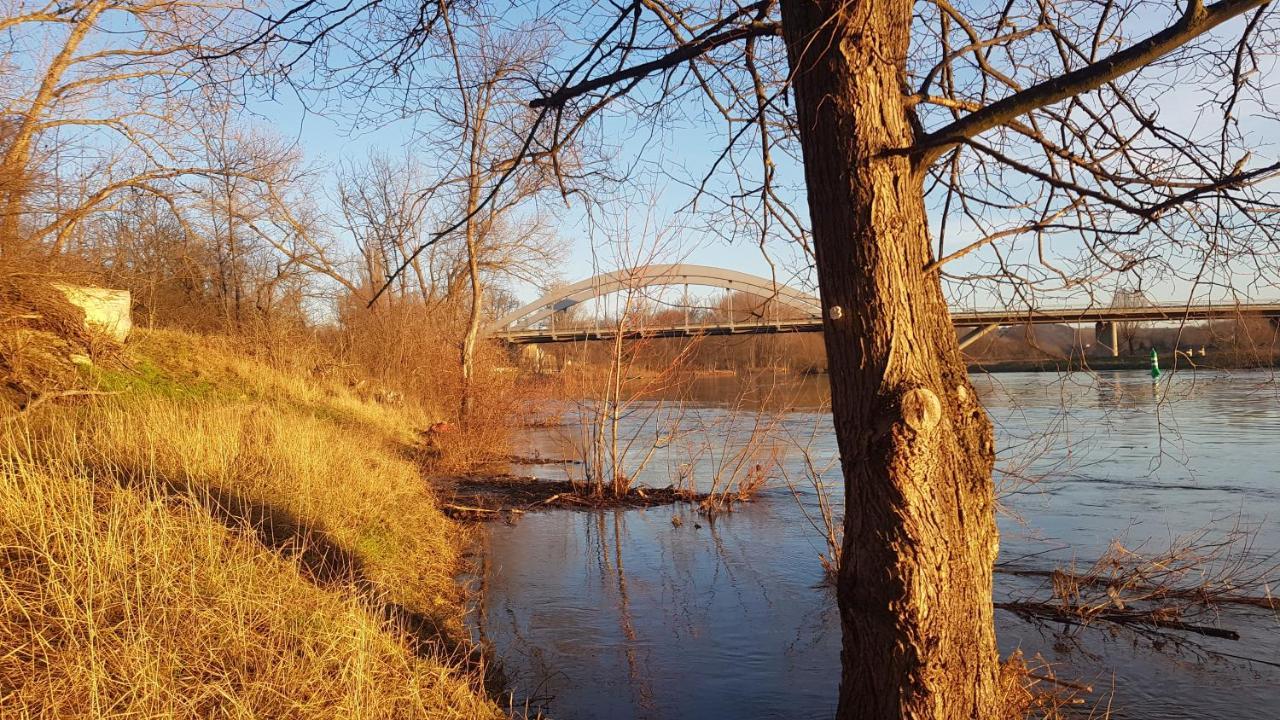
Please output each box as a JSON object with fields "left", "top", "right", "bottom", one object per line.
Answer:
{"left": 488, "top": 264, "right": 1280, "bottom": 356}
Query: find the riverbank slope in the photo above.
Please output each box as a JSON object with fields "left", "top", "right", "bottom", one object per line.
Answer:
{"left": 1, "top": 329, "right": 501, "bottom": 718}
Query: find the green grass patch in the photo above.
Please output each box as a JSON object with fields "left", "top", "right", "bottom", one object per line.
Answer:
{"left": 90, "top": 358, "right": 219, "bottom": 401}
{"left": 354, "top": 523, "right": 400, "bottom": 565}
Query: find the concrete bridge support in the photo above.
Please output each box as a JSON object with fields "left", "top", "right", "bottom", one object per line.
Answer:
{"left": 1094, "top": 321, "right": 1120, "bottom": 357}
{"left": 957, "top": 323, "right": 1000, "bottom": 352}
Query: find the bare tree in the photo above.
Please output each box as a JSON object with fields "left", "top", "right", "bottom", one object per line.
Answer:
{"left": 432, "top": 22, "right": 569, "bottom": 422}
{"left": 0, "top": 0, "right": 269, "bottom": 250}
{"left": 334, "top": 155, "right": 440, "bottom": 303}
{"left": 230, "top": 0, "right": 1280, "bottom": 714}
{"left": 62, "top": 118, "right": 325, "bottom": 333}
{"left": 293, "top": 15, "right": 570, "bottom": 421}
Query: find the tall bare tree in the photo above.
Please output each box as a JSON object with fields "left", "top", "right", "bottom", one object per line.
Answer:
{"left": 65, "top": 123, "right": 322, "bottom": 331}
{"left": 230, "top": 0, "right": 1280, "bottom": 714}
{"left": 415, "top": 19, "right": 569, "bottom": 421}
{"left": 334, "top": 155, "right": 439, "bottom": 303}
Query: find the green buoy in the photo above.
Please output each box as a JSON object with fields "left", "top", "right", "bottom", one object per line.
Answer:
{"left": 1150, "top": 348, "right": 1161, "bottom": 381}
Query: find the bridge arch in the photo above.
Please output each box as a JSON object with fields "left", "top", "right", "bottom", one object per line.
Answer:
{"left": 489, "top": 263, "right": 820, "bottom": 332}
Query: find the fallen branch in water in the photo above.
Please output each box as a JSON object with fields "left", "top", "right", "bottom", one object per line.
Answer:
{"left": 997, "top": 565, "right": 1278, "bottom": 610}
{"left": 996, "top": 600, "right": 1241, "bottom": 640}
{"left": 999, "top": 523, "right": 1277, "bottom": 648}
{"left": 442, "top": 503, "right": 524, "bottom": 515}
{"left": 1000, "top": 650, "right": 1098, "bottom": 718}
{"left": 500, "top": 453, "right": 582, "bottom": 466}
{"left": 435, "top": 475, "right": 708, "bottom": 518}
{"left": 1023, "top": 671, "right": 1092, "bottom": 694}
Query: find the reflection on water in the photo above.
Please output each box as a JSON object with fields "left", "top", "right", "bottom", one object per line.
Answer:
{"left": 475, "top": 370, "right": 1280, "bottom": 720}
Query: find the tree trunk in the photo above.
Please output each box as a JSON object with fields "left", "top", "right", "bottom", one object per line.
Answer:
{"left": 459, "top": 241, "right": 482, "bottom": 422}
{"left": 778, "top": 1, "right": 1001, "bottom": 717}
{"left": 459, "top": 183, "right": 484, "bottom": 423}
{"left": 458, "top": 87, "right": 491, "bottom": 425}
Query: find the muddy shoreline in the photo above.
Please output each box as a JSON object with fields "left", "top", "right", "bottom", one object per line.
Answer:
{"left": 433, "top": 472, "right": 706, "bottom": 521}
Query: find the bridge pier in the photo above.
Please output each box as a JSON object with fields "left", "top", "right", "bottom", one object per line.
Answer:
{"left": 957, "top": 323, "right": 1000, "bottom": 351}
{"left": 1094, "top": 321, "right": 1120, "bottom": 357}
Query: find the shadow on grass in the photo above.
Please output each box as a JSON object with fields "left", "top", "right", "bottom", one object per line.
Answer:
{"left": 106, "top": 467, "right": 490, "bottom": 679}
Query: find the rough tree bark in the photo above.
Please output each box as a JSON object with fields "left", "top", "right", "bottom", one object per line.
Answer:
{"left": 778, "top": 0, "right": 1000, "bottom": 717}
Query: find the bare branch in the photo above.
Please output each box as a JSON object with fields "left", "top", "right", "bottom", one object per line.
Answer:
{"left": 916, "top": 0, "right": 1272, "bottom": 166}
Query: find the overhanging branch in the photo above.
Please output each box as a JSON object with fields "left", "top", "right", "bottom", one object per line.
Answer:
{"left": 530, "top": 20, "right": 782, "bottom": 108}
{"left": 915, "top": 0, "right": 1272, "bottom": 167}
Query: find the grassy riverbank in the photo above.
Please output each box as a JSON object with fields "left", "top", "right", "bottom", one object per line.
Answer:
{"left": 1, "top": 329, "right": 502, "bottom": 718}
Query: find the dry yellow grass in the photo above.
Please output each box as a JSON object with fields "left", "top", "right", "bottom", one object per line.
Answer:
{"left": 0, "top": 329, "right": 503, "bottom": 718}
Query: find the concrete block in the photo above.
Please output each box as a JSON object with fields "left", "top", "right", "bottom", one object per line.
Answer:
{"left": 53, "top": 284, "right": 132, "bottom": 342}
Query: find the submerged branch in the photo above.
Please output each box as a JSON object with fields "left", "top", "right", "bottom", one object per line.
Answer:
{"left": 996, "top": 600, "right": 1242, "bottom": 640}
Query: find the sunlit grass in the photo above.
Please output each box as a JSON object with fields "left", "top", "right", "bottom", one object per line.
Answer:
{"left": 0, "top": 328, "right": 501, "bottom": 718}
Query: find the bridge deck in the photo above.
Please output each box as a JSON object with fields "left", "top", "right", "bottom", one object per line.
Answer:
{"left": 492, "top": 303, "right": 1280, "bottom": 344}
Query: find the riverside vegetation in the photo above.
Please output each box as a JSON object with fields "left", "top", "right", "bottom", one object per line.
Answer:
{"left": 7, "top": 272, "right": 1272, "bottom": 719}
{"left": 0, "top": 275, "right": 1067, "bottom": 718}
{"left": 1, "top": 298, "right": 509, "bottom": 716}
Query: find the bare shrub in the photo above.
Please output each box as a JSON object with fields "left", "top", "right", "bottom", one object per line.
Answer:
{"left": 560, "top": 260, "right": 704, "bottom": 497}
{"left": 998, "top": 651, "right": 1107, "bottom": 720}
{"left": 780, "top": 411, "right": 843, "bottom": 579}
{"left": 684, "top": 392, "right": 787, "bottom": 515}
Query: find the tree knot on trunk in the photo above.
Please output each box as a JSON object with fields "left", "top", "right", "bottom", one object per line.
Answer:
{"left": 837, "top": 34, "right": 864, "bottom": 66}
{"left": 898, "top": 386, "right": 942, "bottom": 434}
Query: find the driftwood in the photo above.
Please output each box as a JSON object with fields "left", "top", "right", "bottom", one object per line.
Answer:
{"left": 443, "top": 503, "right": 524, "bottom": 514}
{"left": 995, "top": 600, "right": 1241, "bottom": 640}
{"left": 1023, "top": 672, "right": 1092, "bottom": 694}
{"left": 502, "top": 454, "right": 582, "bottom": 466}
{"left": 998, "top": 565, "right": 1278, "bottom": 610}
{"left": 437, "top": 474, "right": 707, "bottom": 516}
{"left": 441, "top": 503, "right": 526, "bottom": 521}
{"left": 8, "top": 390, "right": 122, "bottom": 420}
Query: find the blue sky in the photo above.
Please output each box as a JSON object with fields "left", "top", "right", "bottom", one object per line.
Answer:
{"left": 237, "top": 7, "right": 1280, "bottom": 312}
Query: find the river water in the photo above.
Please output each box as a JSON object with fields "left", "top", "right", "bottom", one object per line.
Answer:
{"left": 472, "top": 370, "right": 1280, "bottom": 719}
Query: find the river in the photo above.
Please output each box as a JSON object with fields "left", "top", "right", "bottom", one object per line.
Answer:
{"left": 471, "top": 370, "right": 1280, "bottom": 719}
